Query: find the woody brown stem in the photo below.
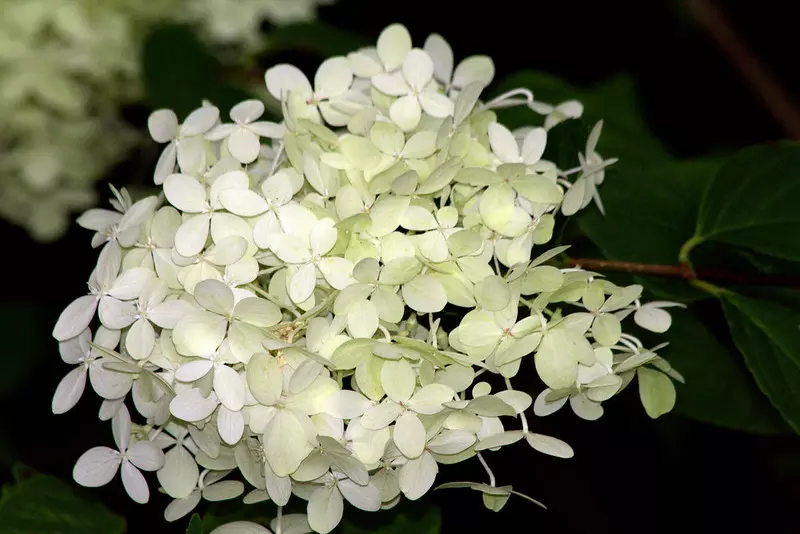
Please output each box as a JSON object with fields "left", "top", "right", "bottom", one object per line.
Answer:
{"left": 568, "top": 258, "right": 800, "bottom": 288}
{"left": 689, "top": 0, "right": 800, "bottom": 139}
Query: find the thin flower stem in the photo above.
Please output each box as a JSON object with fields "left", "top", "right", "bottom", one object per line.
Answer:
{"left": 568, "top": 258, "right": 800, "bottom": 288}
{"left": 476, "top": 452, "right": 496, "bottom": 487}
{"left": 505, "top": 378, "right": 529, "bottom": 433}
{"left": 248, "top": 283, "right": 301, "bottom": 318}
{"left": 276, "top": 505, "right": 283, "bottom": 534}
{"left": 480, "top": 88, "right": 535, "bottom": 111}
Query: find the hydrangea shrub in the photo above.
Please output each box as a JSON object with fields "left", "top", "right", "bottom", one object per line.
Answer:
{"left": 52, "top": 22, "right": 683, "bottom": 534}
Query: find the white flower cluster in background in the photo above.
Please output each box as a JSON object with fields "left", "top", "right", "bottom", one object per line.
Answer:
{"left": 0, "top": 0, "right": 331, "bottom": 241}
{"left": 51, "top": 23, "right": 684, "bottom": 534}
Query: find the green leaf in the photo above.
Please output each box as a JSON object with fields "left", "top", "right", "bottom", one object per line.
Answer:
{"left": 721, "top": 292, "right": 800, "bottom": 434}
{"left": 692, "top": 142, "right": 800, "bottom": 262}
{"left": 186, "top": 514, "right": 204, "bottom": 534}
{"left": 341, "top": 502, "right": 441, "bottom": 534}
{"left": 659, "top": 310, "right": 787, "bottom": 434}
{"left": 0, "top": 468, "right": 126, "bottom": 534}
{"left": 143, "top": 24, "right": 253, "bottom": 117}
{"left": 492, "top": 72, "right": 670, "bottom": 162}
{"left": 541, "top": 118, "right": 591, "bottom": 171}
{"left": 266, "top": 22, "right": 370, "bottom": 57}
{"left": 577, "top": 158, "right": 723, "bottom": 301}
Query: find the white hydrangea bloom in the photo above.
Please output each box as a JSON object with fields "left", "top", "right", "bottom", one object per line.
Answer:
{"left": 52, "top": 22, "right": 682, "bottom": 533}
{"left": 0, "top": 0, "right": 331, "bottom": 241}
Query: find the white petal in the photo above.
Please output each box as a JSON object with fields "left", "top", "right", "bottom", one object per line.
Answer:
{"left": 218, "top": 405, "right": 245, "bottom": 444}
{"left": 371, "top": 72, "right": 411, "bottom": 97}
{"left": 158, "top": 446, "right": 199, "bottom": 499}
{"left": 452, "top": 55, "right": 495, "bottom": 89}
{"left": 263, "top": 409, "right": 314, "bottom": 477}
{"left": 324, "top": 390, "right": 372, "bottom": 420}
{"left": 148, "top": 109, "right": 178, "bottom": 143}
{"left": 521, "top": 128, "right": 547, "bottom": 165}
{"left": 315, "top": 56, "right": 353, "bottom": 99}
{"left": 265, "top": 64, "right": 312, "bottom": 101}
{"left": 214, "top": 364, "right": 246, "bottom": 411}
{"left": 89, "top": 361, "right": 134, "bottom": 399}
{"left": 170, "top": 388, "right": 219, "bottom": 422}
{"left": 317, "top": 257, "right": 356, "bottom": 290}
{"left": 180, "top": 105, "right": 220, "bottom": 136}
{"left": 361, "top": 400, "right": 404, "bottom": 430}
{"left": 73, "top": 446, "right": 120, "bottom": 487}
{"left": 310, "top": 218, "right": 338, "bottom": 256}
{"left": 149, "top": 299, "right": 194, "bottom": 329}
{"left": 122, "top": 461, "right": 150, "bottom": 503}
{"left": 307, "top": 485, "right": 344, "bottom": 534}
{"left": 126, "top": 441, "right": 165, "bottom": 471}
{"left": 338, "top": 479, "right": 381, "bottom": 511}
{"left": 175, "top": 359, "right": 214, "bottom": 382}
{"left": 53, "top": 295, "right": 98, "bottom": 342}
{"left": 634, "top": 307, "right": 672, "bottom": 333}
{"left": 164, "top": 174, "right": 207, "bottom": 213}
{"left": 393, "top": 411, "right": 426, "bottom": 459}
{"left": 112, "top": 405, "right": 131, "bottom": 451}
{"left": 287, "top": 263, "right": 316, "bottom": 304}
{"left": 203, "top": 481, "right": 244, "bottom": 501}
{"left": 52, "top": 367, "right": 87, "bottom": 414}
{"left": 488, "top": 122, "right": 520, "bottom": 163}
{"left": 175, "top": 214, "right": 211, "bottom": 257}
{"left": 228, "top": 128, "right": 261, "bottom": 164}
{"left": 108, "top": 268, "right": 153, "bottom": 300}
{"left": 154, "top": 143, "right": 178, "bottom": 185}
{"left": 402, "top": 49, "right": 434, "bottom": 92}
{"left": 219, "top": 189, "right": 268, "bottom": 217}
{"left": 172, "top": 310, "right": 227, "bottom": 356}
{"left": 126, "top": 318, "right": 155, "bottom": 360}
{"left": 210, "top": 521, "right": 271, "bottom": 534}
{"left": 525, "top": 432, "right": 574, "bottom": 458}
{"left": 424, "top": 33, "right": 454, "bottom": 84}
{"left": 194, "top": 279, "right": 235, "bottom": 316}
{"left": 377, "top": 23, "right": 412, "bottom": 71}
{"left": 389, "top": 95, "right": 421, "bottom": 132}
{"left": 398, "top": 451, "right": 437, "bottom": 500}
{"left": 230, "top": 99, "right": 265, "bottom": 124}
{"left": 164, "top": 491, "right": 201, "bottom": 521}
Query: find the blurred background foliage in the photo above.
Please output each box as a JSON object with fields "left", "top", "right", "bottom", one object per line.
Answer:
{"left": 2, "top": 1, "right": 800, "bottom": 533}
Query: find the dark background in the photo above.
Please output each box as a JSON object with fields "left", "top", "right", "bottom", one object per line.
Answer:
{"left": 2, "top": 1, "right": 798, "bottom": 532}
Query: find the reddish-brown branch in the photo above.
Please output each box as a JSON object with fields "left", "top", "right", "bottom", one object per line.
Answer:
{"left": 689, "top": 0, "right": 800, "bottom": 140}
{"left": 568, "top": 258, "right": 800, "bottom": 288}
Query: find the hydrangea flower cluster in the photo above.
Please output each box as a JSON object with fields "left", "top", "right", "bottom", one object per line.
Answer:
{"left": 0, "top": 0, "right": 331, "bottom": 241}
{"left": 52, "top": 23, "right": 683, "bottom": 534}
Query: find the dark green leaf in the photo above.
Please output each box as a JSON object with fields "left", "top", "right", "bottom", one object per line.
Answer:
{"left": 0, "top": 469, "right": 126, "bottom": 534}
{"left": 694, "top": 142, "right": 800, "bottom": 262}
{"left": 341, "top": 503, "right": 441, "bottom": 534}
{"left": 721, "top": 292, "right": 800, "bottom": 434}
{"left": 541, "top": 118, "right": 591, "bottom": 171}
{"left": 577, "top": 158, "right": 723, "bottom": 301}
{"left": 186, "top": 513, "right": 204, "bottom": 534}
{"left": 492, "top": 72, "right": 670, "bottom": 162}
{"left": 266, "top": 22, "right": 369, "bottom": 57}
{"left": 143, "top": 24, "right": 253, "bottom": 117}
{"left": 659, "top": 309, "right": 787, "bottom": 434}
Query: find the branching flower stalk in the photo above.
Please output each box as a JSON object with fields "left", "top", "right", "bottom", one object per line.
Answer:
{"left": 51, "top": 23, "right": 684, "bottom": 534}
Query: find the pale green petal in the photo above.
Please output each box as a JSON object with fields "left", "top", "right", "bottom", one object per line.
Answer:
{"left": 402, "top": 275, "right": 447, "bottom": 313}
{"left": 393, "top": 411, "right": 426, "bottom": 459}
{"left": 263, "top": 409, "right": 314, "bottom": 477}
